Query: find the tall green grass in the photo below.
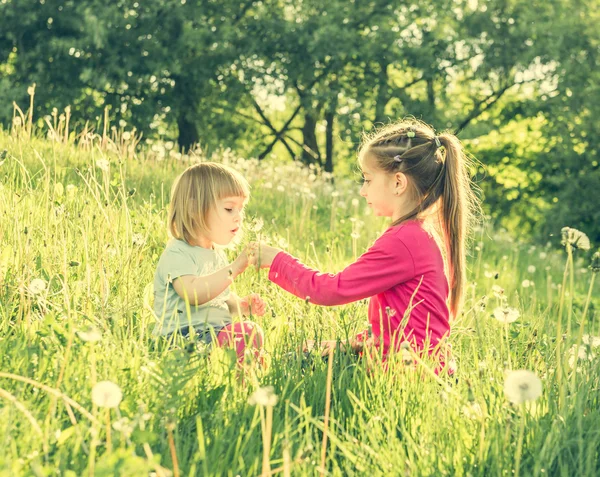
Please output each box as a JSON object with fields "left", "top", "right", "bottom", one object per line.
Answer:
{"left": 0, "top": 126, "right": 599, "bottom": 476}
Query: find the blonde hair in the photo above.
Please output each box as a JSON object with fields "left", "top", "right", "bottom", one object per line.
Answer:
{"left": 359, "top": 119, "right": 480, "bottom": 318}
{"left": 168, "top": 162, "right": 250, "bottom": 244}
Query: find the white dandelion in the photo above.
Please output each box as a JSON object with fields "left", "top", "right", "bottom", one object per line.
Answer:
{"left": 561, "top": 227, "right": 590, "bottom": 251}
{"left": 96, "top": 159, "right": 110, "bottom": 172}
{"left": 248, "top": 386, "right": 278, "bottom": 407}
{"left": 77, "top": 327, "right": 102, "bottom": 343}
{"left": 493, "top": 307, "right": 520, "bottom": 324}
{"left": 91, "top": 381, "right": 123, "bottom": 408}
{"left": 28, "top": 278, "right": 47, "bottom": 295}
{"left": 521, "top": 280, "right": 531, "bottom": 288}
{"left": 132, "top": 233, "right": 146, "bottom": 246}
{"left": 491, "top": 285, "right": 505, "bottom": 299}
{"left": 582, "top": 334, "right": 600, "bottom": 348}
{"left": 504, "top": 370, "right": 542, "bottom": 404}
{"left": 527, "top": 265, "right": 536, "bottom": 274}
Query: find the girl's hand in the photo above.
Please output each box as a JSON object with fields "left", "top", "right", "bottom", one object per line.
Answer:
{"left": 256, "top": 242, "right": 282, "bottom": 269}
{"left": 240, "top": 293, "right": 266, "bottom": 316}
{"left": 232, "top": 243, "right": 258, "bottom": 277}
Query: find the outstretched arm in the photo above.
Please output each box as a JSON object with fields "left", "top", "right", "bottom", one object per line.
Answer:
{"left": 259, "top": 229, "right": 416, "bottom": 306}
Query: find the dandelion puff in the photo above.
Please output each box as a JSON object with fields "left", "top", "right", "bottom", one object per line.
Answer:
{"left": 91, "top": 381, "right": 123, "bottom": 408}
{"left": 491, "top": 285, "right": 505, "bottom": 299}
{"left": 568, "top": 344, "right": 594, "bottom": 369}
{"left": 248, "top": 218, "right": 264, "bottom": 233}
{"left": 521, "top": 280, "right": 531, "bottom": 289}
{"left": 504, "top": 370, "right": 542, "bottom": 404}
{"left": 96, "top": 159, "right": 110, "bottom": 172}
{"left": 582, "top": 334, "right": 600, "bottom": 348}
{"left": 77, "top": 327, "right": 102, "bottom": 343}
{"left": 493, "top": 307, "right": 520, "bottom": 324}
{"left": 28, "top": 278, "right": 47, "bottom": 295}
{"left": 527, "top": 265, "right": 536, "bottom": 274}
{"left": 132, "top": 233, "right": 146, "bottom": 246}
{"left": 561, "top": 227, "right": 590, "bottom": 251}
{"left": 248, "top": 386, "right": 278, "bottom": 407}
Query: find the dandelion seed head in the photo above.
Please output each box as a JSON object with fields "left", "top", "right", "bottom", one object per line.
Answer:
{"left": 91, "top": 381, "right": 123, "bottom": 408}
{"left": 248, "top": 386, "right": 278, "bottom": 407}
{"left": 561, "top": 227, "right": 590, "bottom": 251}
{"left": 28, "top": 278, "right": 47, "bottom": 295}
{"left": 493, "top": 307, "right": 519, "bottom": 324}
{"left": 504, "top": 370, "right": 542, "bottom": 404}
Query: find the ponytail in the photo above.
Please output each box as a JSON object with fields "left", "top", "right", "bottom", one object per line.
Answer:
{"left": 437, "top": 134, "right": 477, "bottom": 318}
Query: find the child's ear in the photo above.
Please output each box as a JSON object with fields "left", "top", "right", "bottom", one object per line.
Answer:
{"left": 394, "top": 172, "right": 409, "bottom": 195}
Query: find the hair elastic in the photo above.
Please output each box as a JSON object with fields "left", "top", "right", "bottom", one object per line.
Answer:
{"left": 434, "top": 136, "right": 442, "bottom": 148}
{"left": 393, "top": 155, "right": 403, "bottom": 163}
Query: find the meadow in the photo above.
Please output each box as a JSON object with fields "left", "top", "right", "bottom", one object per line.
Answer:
{"left": 0, "top": 126, "right": 599, "bottom": 477}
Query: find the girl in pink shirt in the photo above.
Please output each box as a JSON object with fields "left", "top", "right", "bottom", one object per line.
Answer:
{"left": 258, "top": 120, "right": 479, "bottom": 369}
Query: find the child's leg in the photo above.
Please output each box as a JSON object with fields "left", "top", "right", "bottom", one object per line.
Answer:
{"left": 215, "top": 321, "right": 264, "bottom": 365}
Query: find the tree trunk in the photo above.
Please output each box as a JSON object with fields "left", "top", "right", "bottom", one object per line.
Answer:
{"left": 177, "top": 109, "right": 199, "bottom": 152}
{"left": 301, "top": 111, "right": 321, "bottom": 166}
{"left": 324, "top": 96, "right": 337, "bottom": 173}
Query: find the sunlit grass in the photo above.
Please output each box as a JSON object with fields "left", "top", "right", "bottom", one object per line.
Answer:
{"left": 1, "top": 126, "right": 599, "bottom": 476}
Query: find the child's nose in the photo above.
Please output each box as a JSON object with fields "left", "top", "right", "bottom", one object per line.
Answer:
{"left": 359, "top": 184, "right": 367, "bottom": 197}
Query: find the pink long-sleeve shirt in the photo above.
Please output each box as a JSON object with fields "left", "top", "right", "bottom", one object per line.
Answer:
{"left": 268, "top": 220, "right": 451, "bottom": 354}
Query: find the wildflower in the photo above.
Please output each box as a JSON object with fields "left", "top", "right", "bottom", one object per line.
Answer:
{"left": 527, "top": 265, "right": 536, "bottom": 274}
{"left": 132, "top": 233, "right": 146, "bottom": 246}
{"left": 504, "top": 370, "right": 542, "bottom": 404}
{"left": 91, "top": 381, "right": 123, "bottom": 408}
{"left": 96, "top": 159, "right": 110, "bottom": 172}
{"left": 568, "top": 344, "right": 594, "bottom": 369}
{"left": 351, "top": 198, "right": 360, "bottom": 207}
{"left": 583, "top": 334, "right": 600, "bottom": 348}
{"left": 561, "top": 227, "right": 590, "bottom": 251}
{"left": 248, "top": 386, "right": 278, "bottom": 407}
{"left": 28, "top": 278, "right": 47, "bottom": 295}
{"left": 248, "top": 218, "right": 264, "bottom": 233}
{"left": 590, "top": 250, "right": 600, "bottom": 273}
{"left": 539, "top": 252, "right": 547, "bottom": 260}
{"left": 77, "top": 327, "right": 102, "bottom": 343}
{"left": 521, "top": 280, "right": 531, "bottom": 288}
{"left": 493, "top": 307, "right": 520, "bottom": 324}
{"left": 491, "top": 285, "right": 505, "bottom": 299}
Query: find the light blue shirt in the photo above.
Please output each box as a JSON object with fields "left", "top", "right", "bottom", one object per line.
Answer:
{"left": 153, "top": 239, "right": 232, "bottom": 336}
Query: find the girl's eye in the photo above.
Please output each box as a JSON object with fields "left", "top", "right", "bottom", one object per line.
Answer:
{"left": 362, "top": 178, "right": 370, "bottom": 184}
{"left": 225, "top": 208, "right": 233, "bottom": 213}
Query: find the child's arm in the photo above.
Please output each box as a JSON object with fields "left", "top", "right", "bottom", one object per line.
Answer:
{"left": 172, "top": 250, "right": 251, "bottom": 306}
{"left": 257, "top": 230, "right": 416, "bottom": 306}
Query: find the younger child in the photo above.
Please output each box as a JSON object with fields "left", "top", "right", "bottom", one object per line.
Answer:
{"left": 257, "top": 120, "right": 479, "bottom": 371}
{"left": 153, "top": 162, "right": 266, "bottom": 364}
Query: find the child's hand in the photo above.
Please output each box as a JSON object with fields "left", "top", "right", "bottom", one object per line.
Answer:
{"left": 256, "top": 242, "right": 282, "bottom": 269}
{"left": 232, "top": 243, "right": 258, "bottom": 276}
{"left": 240, "top": 293, "right": 266, "bottom": 316}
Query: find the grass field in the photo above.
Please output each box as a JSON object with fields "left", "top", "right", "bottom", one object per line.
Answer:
{"left": 1, "top": 128, "right": 599, "bottom": 476}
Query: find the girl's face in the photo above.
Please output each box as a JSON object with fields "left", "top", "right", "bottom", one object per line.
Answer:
{"left": 359, "top": 161, "right": 399, "bottom": 218}
{"left": 198, "top": 196, "right": 246, "bottom": 248}
{"left": 359, "top": 156, "right": 413, "bottom": 221}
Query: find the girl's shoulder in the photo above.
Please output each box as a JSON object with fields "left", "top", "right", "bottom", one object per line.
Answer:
{"left": 385, "top": 220, "right": 438, "bottom": 247}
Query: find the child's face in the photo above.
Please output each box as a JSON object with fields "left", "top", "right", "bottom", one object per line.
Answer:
{"left": 360, "top": 159, "right": 405, "bottom": 219}
{"left": 204, "top": 196, "right": 246, "bottom": 246}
